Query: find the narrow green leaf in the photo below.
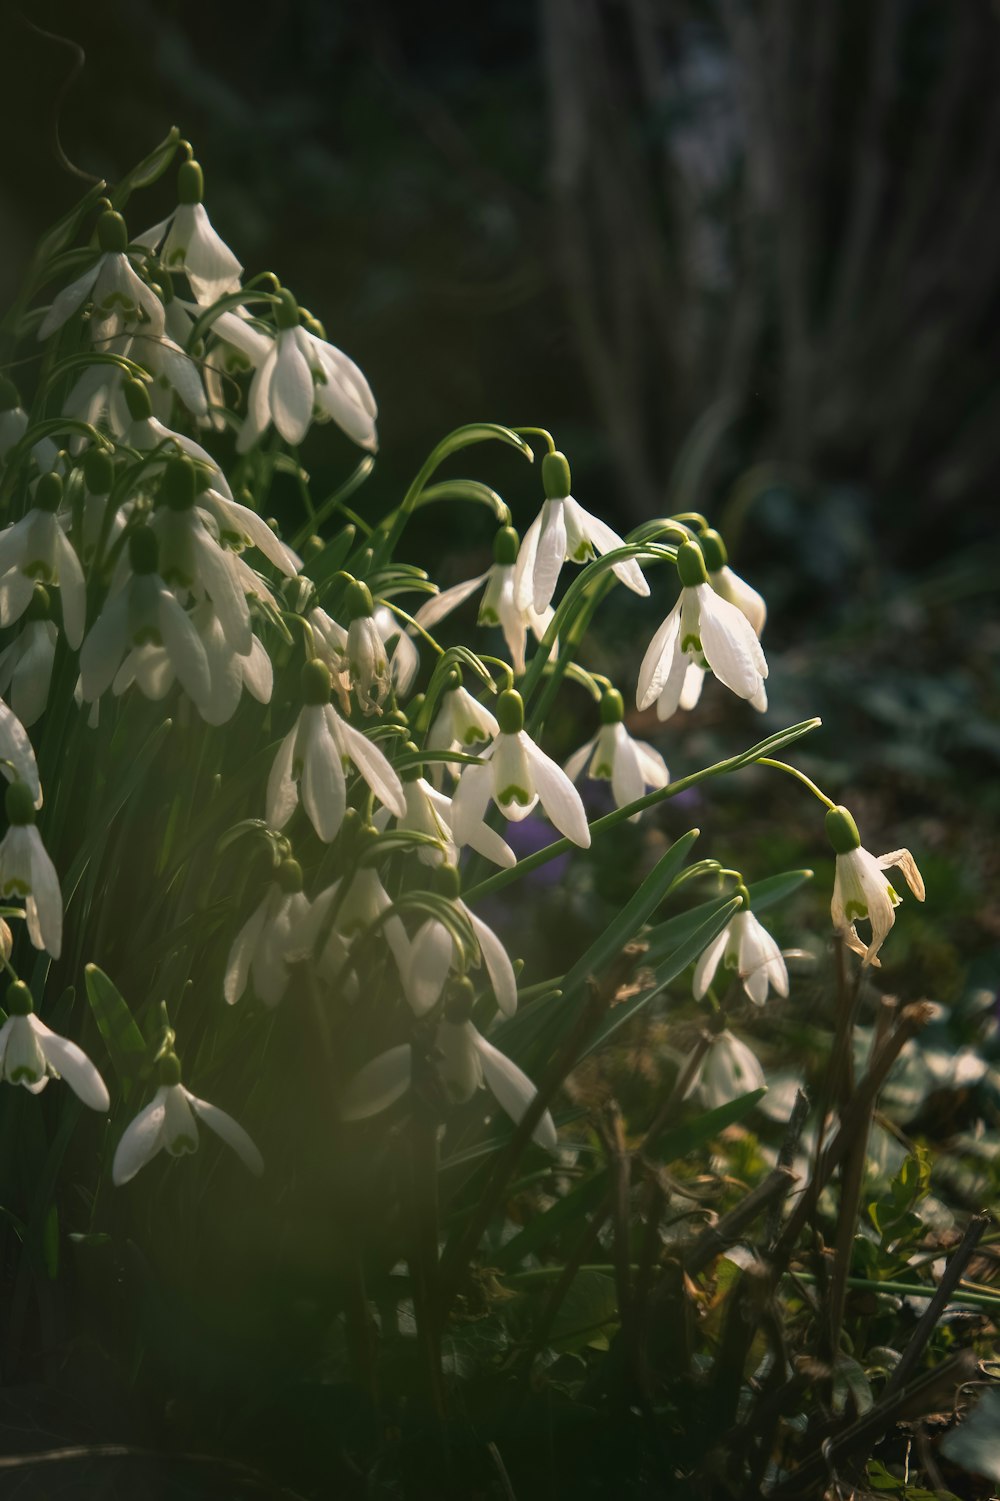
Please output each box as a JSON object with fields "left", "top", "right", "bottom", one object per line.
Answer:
{"left": 649, "top": 1088, "right": 767, "bottom": 1160}
{"left": 109, "top": 126, "right": 182, "bottom": 205}
{"left": 85, "top": 965, "right": 146, "bottom": 1091}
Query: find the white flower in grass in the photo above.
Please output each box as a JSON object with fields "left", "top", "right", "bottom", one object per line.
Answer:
{"left": 687, "top": 1029, "right": 767, "bottom": 1111}
{"left": 79, "top": 526, "right": 211, "bottom": 706}
{"left": 189, "top": 601, "right": 273, "bottom": 726}
{"left": 514, "top": 452, "right": 649, "bottom": 616}
{"left": 138, "top": 160, "right": 243, "bottom": 307}
{"left": 0, "top": 981, "right": 109, "bottom": 1109}
{"left": 224, "top": 858, "right": 309, "bottom": 1008}
{"left": 637, "top": 541, "right": 767, "bottom": 722}
{"left": 413, "top": 526, "right": 552, "bottom": 676}
{"left": 112, "top": 1052, "right": 263, "bottom": 1186}
{"left": 0, "top": 592, "right": 57, "bottom": 728}
{"left": 397, "top": 873, "right": 517, "bottom": 1019}
{"left": 0, "top": 781, "right": 62, "bottom": 958}
{"left": 425, "top": 674, "right": 499, "bottom": 781}
{"left": 378, "top": 760, "right": 514, "bottom": 870}
{"left": 0, "top": 473, "right": 86, "bottom": 649}
{"left": 341, "top": 982, "right": 557, "bottom": 1150}
{"left": 692, "top": 888, "right": 788, "bottom": 1006}
{"left": 290, "top": 865, "right": 410, "bottom": 991}
{"left": 564, "top": 688, "right": 668, "bottom": 818}
{"left": 38, "top": 210, "right": 164, "bottom": 344}
{"left": 827, "top": 805, "right": 925, "bottom": 967}
{"left": 212, "top": 290, "right": 377, "bottom": 454}
{"left": 450, "top": 689, "right": 591, "bottom": 862}
{"left": 266, "top": 659, "right": 406, "bottom": 844}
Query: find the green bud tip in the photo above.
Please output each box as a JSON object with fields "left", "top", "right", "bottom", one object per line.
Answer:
{"left": 26, "top": 584, "right": 51, "bottom": 622}
{"left": 444, "top": 975, "right": 476, "bottom": 1024}
{"left": 699, "top": 528, "right": 728, "bottom": 573}
{"left": 541, "top": 450, "right": 572, "bottom": 500}
{"left": 435, "top": 863, "right": 462, "bottom": 900}
{"left": 161, "top": 455, "right": 197, "bottom": 511}
{"left": 496, "top": 689, "right": 524, "bottom": 736}
{"left": 382, "top": 709, "right": 410, "bottom": 731}
{"left": 599, "top": 688, "right": 624, "bottom": 725}
{"left": 826, "top": 805, "right": 862, "bottom": 855}
{"left": 4, "top": 780, "right": 36, "bottom": 826}
{"left": 493, "top": 526, "right": 520, "bottom": 566}
{"left": 82, "top": 446, "right": 114, "bottom": 494}
{"left": 441, "top": 667, "right": 462, "bottom": 695}
{"left": 401, "top": 743, "right": 422, "bottom": 782}
{"left": 301, "top": 658, "right": 332, "bottom": 705}
{"left": 6, "top": 981, "right": 33, "bottom": 1017}
{"left": 344, "top": 579, "right": 374, "bottom": 621}
{"left": 159, "top": 1052, "right": 183, "bottom": 1087}
{"left": 123, "top": 378, "right": 152, "bottom": 422}
{"left": 128, "top": 526, "right": 159, "bottom": 576}
{"left": 0, "top": 376, "right": 20, "bottom": 412}
{"left": 97, "top": 210, "right": 129, "bottom": 254}
{"left": 676, "top": 540, "right": 708, "bottom": 589}
{"left": 276, "top": 857, "right": 304, "bottom": 894}
{"left": 274, "top": 289, "right": 300, "bottom": 331}
{"left": 34, "top": 472, "right": 63, "bottom": 513}
{"left": 177, "top": 159, "right": 204, "bottom": 205}
{"left": 735, "top": 883, "right": 751, "bottom": 910}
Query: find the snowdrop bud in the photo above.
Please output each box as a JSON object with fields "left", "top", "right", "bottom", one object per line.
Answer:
{"left": 676, "top": 540, "right": 708, "bottom": 588}
{"left": 345, "top": 579, "right": 374, "bottom": 620}
{"left": 383, "top": 709, "right": 410, "bottom": 731}
{"left": 496, "top": 689, "right": 524, "bottom": 735}
{"left": 177, "top": 159, "right": 204, "bottom": 205}
{"left": 444, "top": 975, "right": 476, "bottom": 1024}
{"left": 159, "top": 1051, "right": 183, "bottom": 1086}
{"left": 699, "top": 529, "right": 728, "bottom": 572}
{"left": 541, "top": 450, "right": 572, "bottom": 499}
{"left": 128, "top": 526, "right": 159, "bottom": 575}
{"left": 6, "top": 980, "right": 33, "bottom": 1016}
{"left": 5, "top": 779, "right": 36, "bottom": 826}
{"left": 35, "top": 472, "right": 62, "bottom": 513}
{"left": 826, "top": 805, "right": 861, "bottom": 854}
{"left": 161, "top": 455, "right": 196, "bottom": 511}
{"left": 97, "top": 210, "right": 128, "bottom": 254}
{"left": 0, "top": 377, "right": 19, "bottom": 410}
{"left": 301, "top": 658, "right": 331, "bottom": 705}
{"left": 275, "top": 857, "right": 303, "bottom": 893}
{"left": 25, "top": 585, "right": 51, "bottom": 621}
{"left": 599, "top": 688, "right": 624, "bottom": 725}
{"left": 123, "top": 378, "right": 153, "bottom": 422}
{"left": 274, "top": 289, "right": 300, "bottom": 331}
{"left": 82, "top": 446, "right": 113, "bottom": 494}
{"left": 493, "top": 526, "right": 520, "bottom": 565}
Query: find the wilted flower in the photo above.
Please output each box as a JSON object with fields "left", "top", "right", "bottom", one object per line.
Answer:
{"left": 514, "top": 452, "right": 649, "bottom": 615}
{"left": 827, "top": 805, "right": 925, "bottom": 966}
{"left": 0, "top": 981, "right": 109, "bottom": 1109}
{"left": 112, "top": 1052, "right": 263, "bottom": 1185}
{"left": 564, "top": 688, "right": 668, "bottom": 817}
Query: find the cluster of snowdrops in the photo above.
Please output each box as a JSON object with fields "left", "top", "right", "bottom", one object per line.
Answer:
{"left": 0, "top": 137, "right": 926, "bottom": 1195}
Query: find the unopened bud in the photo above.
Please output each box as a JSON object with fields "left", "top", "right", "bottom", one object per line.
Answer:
{"left": 496, "top": 689, "right": 524, "bottom": 735}
{"left": 825, "top": 805, "right": 861, "bottom": 855}
{"left": 6, "top": 980, "right": 33, "bottom": 1016}
{"left": 177, "top": 159, "right": 204, "bottom": 206}
{"left": 123, "top": 378, "right": 152, "bottom": 422}
{"left": 35, "top": 472, "right": 63, "bottom": 513}
{"left": 699, "top": 529, "right": 728, "bottom": 573}
{"left": 676, "top": 540, "right": 708, "bottom": 589}
{"left": 492, "top": 526, "right": 520, "bottom": 566}
{"left": 4, "top": 780, "right": 36, "bottom": 827}
{"left": 301, "top": 658, "right": 332, "bottom": 705}
{"left": 97, "top": 210, "right": 128, "bottom": 254}
{"left": 541, "top": 450, "right": 571, "bottom": 500}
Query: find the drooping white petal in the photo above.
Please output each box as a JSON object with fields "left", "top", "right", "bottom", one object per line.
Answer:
{"left": 467, "top": 908, "right": 517, "bottom": 1018}
{"left": 474, "top": 1032, "right": 558, "bottom": 1150}
{"left": 188, "top": 1091, "right": 264, "bottom": 1175}
{"left": 301, "top": 707, "right": 347, "bottom": 843}
{"left": 530, "top": 500, "right": 568, "bottom": 615}
{"left": 435, "top": 1019, "right": 483, "bottom": 1103}
{"left": 695, "top": 585, "right": 767, "bottom": 700}
{"left": 0, "top": 698, "right": 43, "bottom": 805}
{"left": 413, "top": 573, "right": 489, "bottom": 631}
{"left": 341, "top": 1045, "right": 413, "bottom": 1120}
{"left": 224, "top": 892, "right": 272, "bottom": 1005}
{"left": 520, "top": 733, "right": 591, "bottom": 847}
{"left": 637, "top": 601, "right": 682, "bottom": 711}
{"left": 52, "top": 529, "right": 86, "bottom": 648}
{"left": 31, "top": 1016, "right": 109, "bottom": 1110}
{"left": 2, "top": 1014, "right": 46, "bottom": 1086}
{"left": 26, "top": 825, "right": 63, "bottom": 958}
{"left": 564, "top": 498, "right": 649, "bottom": 596}
{"left": 271, "top": 330, "right": 314, "bottom": 445}
{"left": 37, "top": 260, "right": 102, "bottom": 340}
{"left": 266, "top": 723, "right": 301, "bottom": 831}
{"left": 156, "top": 587, "right": 212, "bottom": 704}
{"left": 876, "top": 849, "right": 925, "bottom": 902}
{"left": 449, "top": 760, "right": 495, "bottom": 846}
{"left": 334, "top": 713, "right": 407, "bottom": 817}
{"left": 609, "top": 724, "right": 645, "bottom": 811}
{"left": 405, "top": 919, "right": 454, "bottom": 1016}
{"left": 693, "top": 924, "right": 731, "bottom": 1000}
{"left": 237, "top": 346, "right": 278, "bottom": 454}
{"left": 492, "top": 732, "right": 537, "bottom": 822}
{"left": 564, "top": 734, "right": 597, "bottom": 785}
{"left": 112, "top": 1090, "right": 168, "bottom": 1185}
{"left": 173, "top": 203, "right": 243, "bottom": 305}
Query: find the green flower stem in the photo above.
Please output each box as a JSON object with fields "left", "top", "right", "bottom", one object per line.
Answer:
{"left": 462, "top": 717, "right": 822, "bottom": 903}
{"left": 758, "top": 758, "right": 835, "bottom": 809}
{"left": 511, "top": 426, "right": 556, "bottom": 452}
{"left": 787, "top": 1271, "right": 1000, "bottom": 1313}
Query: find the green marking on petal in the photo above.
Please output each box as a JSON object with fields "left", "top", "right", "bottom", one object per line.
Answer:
{"left": 681, "top": 633, "right": 702, "bottom": 654}
{"left": 498, "top": 783, "right": 532, "bottom": 807}
{"left": 593, "top": 760, "right": 613, "bottom": 779}
{"left": 10, "top": 1066, "right": 42, "bottom": 1084}
{"left": 845, "top": 899, "right": 868, "bottom": 922}
{"left": 167, "top": 1134, "right": 198, "bottom": 1156}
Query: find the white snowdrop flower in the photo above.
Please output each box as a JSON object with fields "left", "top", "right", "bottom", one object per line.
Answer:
{"left": 138, "top": 159, "right": 243, "bottom": 307}
{"left": 112, "top": 1052, "right": 263, "bottom": 1186}
{"left": 345, "top": 581, "right": 390, "bottom": 712}
{"left": 38, "top": 210, "right": 164, "bottom": 344}
{"left": 266, "top": 659, "right": 406, "bottom": 844}
{"left": 0, "top": 698, "right": 42, "bottom": 808}
{"left": 373, "top": 605, "right": 419, "bottom": 698}
{"left": 398, "top": 873, "right": 517, "bottom": 1019}
{"left": 0, "top": 601, "right": 57, "bottom": 728}
{"left": 213, "top": 290, "right": 377, "bottom": 454}
{"left": 637, "top": 541, "right": 767, "bottom": 722}
{"left": 290, "top": 865, "right": 410, "bottom": 991}
{"left": 426, "top": 675, "right": 499, "bottom": 778}
{"left": 149, "top": 457, "right": 253, "bottom": 656}
{"left": 341, "top": 982, "right": 556, "bottom": 1150}
{"left": 0, "top": 379, "right": 58, "bottom": 471}
{"left": 700, "top": 528, "right": 767, "bottom": 637}
{"left": 514, "top": 451, "right": 649, "bottom": 616}
{"left": 692, "top": 888, "right": 789, "bottom": 1006}
{"left": 0, "top": 473, "right": 86, "bottom": 649}
{"left": 189, "top": 601, "right": 273, "bottom": 725}
{"left": 79, "top": 526, "right": 211, "bottom": 706}
{"left": 0, "top": 780, "right": 62, "bottom": 958}
{"left": 827, "top": 805, "right": 925, "bottom": 967}
{"left": 72, "top": 446, "right": 125, "bottom": 565}
{"left": 687, "top": 1029, "right": 767, "bottom": 1111}
{"left": 413, "top": 527, "right": 552, "bottom": 676}
{"left": 384, "top": 768, "right": 458, "bottom": 867}
{"left": 0, "top": 981, "right": 109, "bottom": 1109}
{"left": 450, "top": 689, "right": 591, "bottom": 860}
{"left": 564, "top": 688, "right": 668, "bottom": 818}
{"left": 224, "top": 858, "right": 309, "bottom": 1008}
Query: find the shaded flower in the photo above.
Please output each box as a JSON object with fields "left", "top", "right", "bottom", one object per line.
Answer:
{"left": 413, "top": 526, "right": 552, "bottom": 675}
{"left": 113, "top": 1053, "right": 263, "bottom": 1185}
{"left": 224, "top": 858, "right": 309, "bottom": 1007}
{"left": 38, "top": 210, "right": 163, "bottom": 344}
{"left": 564, "top": 688, "right": 668, "bottom": 817}
{"left": 138, "top": 159, "right": 243, "bottom": 306}
{"left": 0, "top": 780, "right": 62, "bottom": 958}
{"left": 0, "top": 473, "right": 86, "bottom": 649}
{"left": 686, "top": 1030, "right": 767, "bottom": 1110}
{"left": 692, "top": 895, "right": 788, "bottom": 1006}
{"left": 0, "top": 981, "right": 109, "bottom": 1108}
